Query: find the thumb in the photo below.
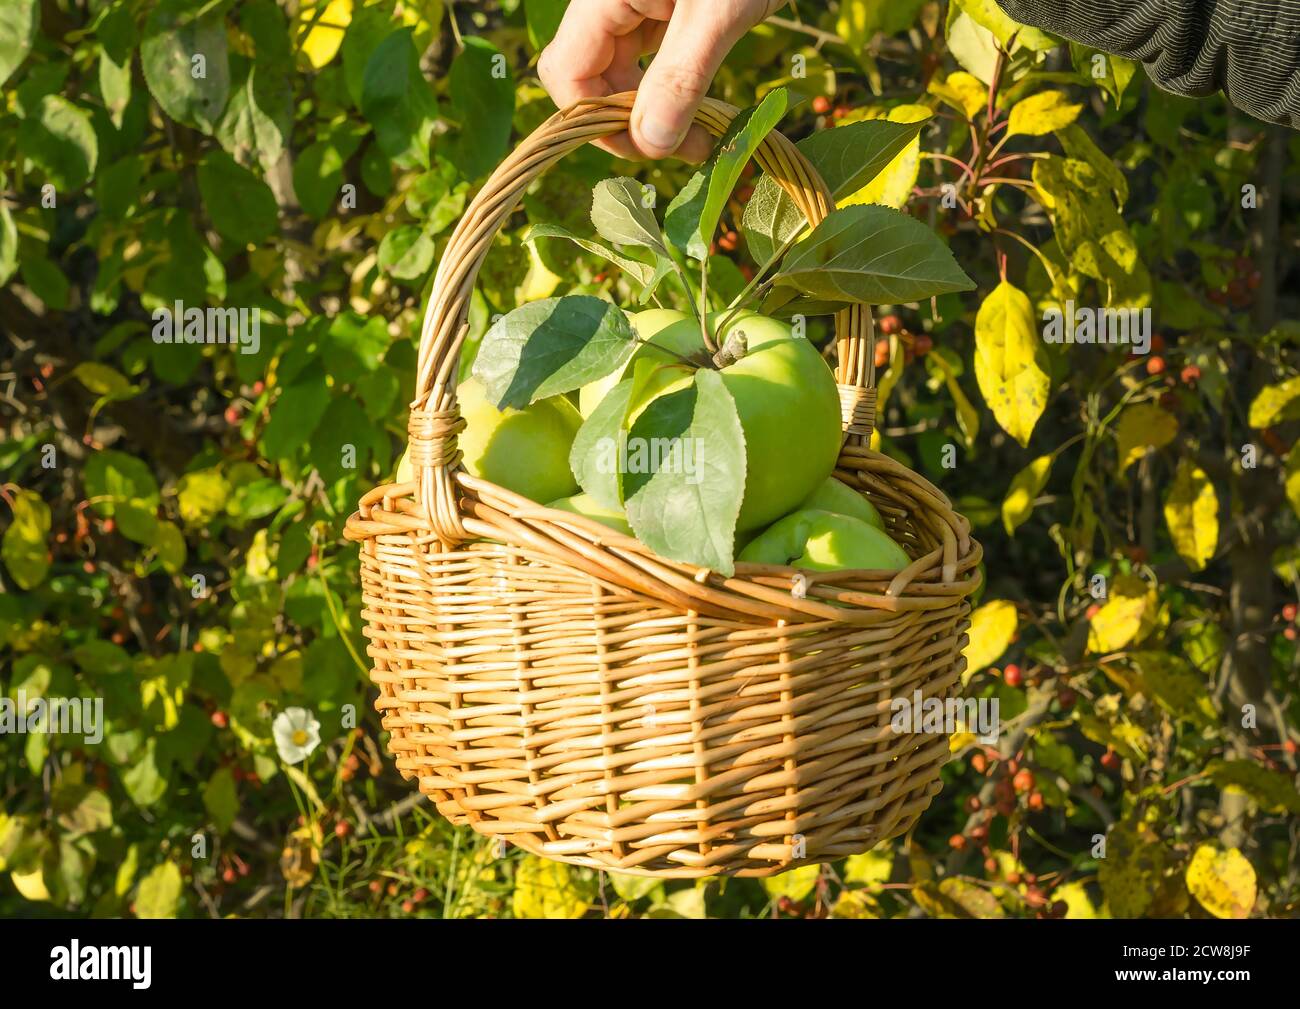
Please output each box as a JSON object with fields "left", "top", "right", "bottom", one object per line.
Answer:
{"left": 630, "top": 4, "right": 744, "bottom": 159}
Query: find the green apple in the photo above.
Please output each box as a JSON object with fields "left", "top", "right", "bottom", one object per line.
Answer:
{"left": 738, "top": 508, "right": 910, "bottom": 571}
{"left": 578, "top": 308, "right": 702, "bottom": 418}
{"left": 591, "top": 309, "right": 842, "bottom": 533}
{"left": 799, "top": 477, "right": 885, "bottom": 529}
{"left": 545, "top": 493, "right": 632, "bottom": 535}
{"left": 398, "top": 377, "right": 582, "bottom": 503}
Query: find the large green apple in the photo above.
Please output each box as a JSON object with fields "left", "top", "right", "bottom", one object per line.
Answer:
{"left": 397, "top": 377, "right": 582, "bottom": 503}
{"left": 738, "top": 508, "right": 910, "bottom": 571}
{"left": 545, "top": 492, "right": 632, "bottom": 534}
{"left": 586, "top": 309, "right": 842, "bottom": 533}
{"left": 799, "top": 477, "right": 885, "bottom": 529}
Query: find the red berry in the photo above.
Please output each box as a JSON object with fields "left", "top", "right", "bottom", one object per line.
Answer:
{"left": 811, "top": 95, "right": 831, "bottom": 115}
{"left": 1178, "top": 364, "right": 1200, "bottom": 385}
{"left": 401, "top": 899, "right": 415, "bottom": 913}
{"left": 970, "top": 753, "right": 987, "bottom": 775}
{"left": 1025, "top": 886, "right": 1046, "bottom": 907}
{"left": 1284, "top": 740, "right": 1298, "bottom": 755}
{"left": 832, "top": 105, "right": 851, "bottom": 120}
{"left": 222, "top": 867, "right": 237, "bottom": 884}
{"left": 82, "top": 561, "right": 95, "bottom": 574}
{"left": 873, "top": 338, "right": 889, "bottom": 369}
{"left": 965, "top": 795, "right": 981, "bottom": 813}
{"left": 224, "top": 405, "right": 241, "bottom": 425}
{"left": 1051, "top": 899, "right": 1068, "bottom": 918}
{"left": 1284, "top": 627, "right": 1297, "bottom": 641}
{"left": 1149, "top": 333, "right": 1166, "bottom": 354}
{"left": 1100, "top": 749, "right": 1120, "bottom": 770}
{"left": 211, "top": 710, "right": 229, "bottom": 729}
{"left": 1012, "top": 769, "right": 1035, "bottom": 793}
{"left": 251, "top": 380, "right": 265, "bottom": 395}
{"left": 1227, "top": 278, "right": 1248, "bottom": 302}
{"left": 1057, "top": 687, "right": 1078, "bottom": 708}
{"left": 1282, "top": 603, "right": 1297, "bottom": 622}
{"left": 1003, "top": 664, "right": 1023, "bottom": 688}
{"left": 717, "top": 231, "right": 738, "bottom": 252}
{"left": 1005, "top": 871, "right": 1021, "bottom": 885}
{"left": 969, "top": 824, "right": 988, "bottom": 842}
{"left": 102, "top": 518, "right": 116, "bottom": 534}
{"left": 1246, "top": 270, "right": 1261, "bottom": 290}
{"left": 1027, "top": 791, "right": 1045, "bottom": 811}
{"left": 1146, "top": 356, "right": 1166, "bottom": 376}
{"left": 110, "top": 630, "right": 127, "bottom": 645}
{"left": 1085, "top": 603, "right": 1101, "bottom": 620}
{"left": 912, "top": 333, "right": 933, "bottom": 356}
{"left": 878, "top": 314, "right": 902, "bottom": 335}
{"left": 412, "top": 887, "right": 429, "bottom": 903}
{"left": 369, "top": 880, "right": 383, "bottom": 894}
{"left": 984, "top": 857, "right": 998, "bottom": 873}
{"left": 949, "top": 833, "right": 967, "bottom": 850}
{"left": 735, "top": 184, "right": 754, "bottom": 202}
{"left": 335, "top": 820, "right": 352, "bottom": 838}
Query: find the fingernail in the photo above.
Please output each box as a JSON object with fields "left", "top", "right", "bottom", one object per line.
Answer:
{"left": 638, "top": 116, "right": 684, "bottom": 154}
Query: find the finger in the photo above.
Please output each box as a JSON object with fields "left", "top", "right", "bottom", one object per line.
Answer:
{"left": 630, "top": 1, "right": 749, "bottom": 158}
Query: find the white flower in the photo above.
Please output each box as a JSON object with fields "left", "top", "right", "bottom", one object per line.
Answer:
{"left": 273, "top": 707, "right": 320, "bottom": 764}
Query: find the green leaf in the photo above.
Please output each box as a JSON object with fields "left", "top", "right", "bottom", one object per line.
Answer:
{"left": 472, "top": 296, "right": 636, "bottom": 408}
{"left": 20, "top": 255, "right": 70, "bottom": 309}
{"left": 378, "top": 224, "right": 436, "bottom": 281}
{"left": 973, "top": 281, "right": 1050, "bottom": 447}
{"left": 260, "top": 368, "right": 331, "bottom": 460}
{"left": 742, "top": 116, "right": 927, "bottom": 262}
{"left": 570, "top": 376, "right": 635, "bottom": 510}
{"left": 665, "top": 88, "right": 788, "bottom": 260}
{"left": 197, "top": 151, "right": 279, "bottom": 246}
{"left": 341, "top": 3, "right": 396, "bottom": 107}
{"left": 1205, "top": 759, "right": 1300, "bottom": 815}
{"left": 134, "top": 860, "right": 183, "bottom": 918}
{"left": 140, "top": 0, "right": 230, "bottom": 133}
{"left": 53, "top": 783, "right": 113, "bottom": 837}
{"left": 526, "top": 223, "right": 668, "bottom": 296}
{"left": 524, "top": 0, "right": 567, "bottom": 51}
{"left": 1115, "top": 402, "right": 1177, "bottom": 472}
{"left": 19, "top": 95, "right": 98, "bottom": 190}
{"left": 1007, "top": 90, "right": 1084, "bottom": 138}
{"left": 774, "top": 204, "right": 975, "bottom": 304}
{"left": 203, "top": 767, "right": 239, "bottom": 833}
{"left": 123, "top": 739, "right": 169, "bottom": 807}
{"left": 622, "top": 368, "right": 746, "bottom": 575}
{"left": 448, "top": 36, "right": 514, "bottom": 179}
{"left": 1001, "top": 454, "right": 1052, "bottom": 535}
{"left": 294, "top": 130, "right": 362, "bottom": 218}
{"left": 1130, "top": 652, "right": 1215, "bottom": 726}
{"left": 361, "top": 28, "right": 438, "bottom": 167}
{"left": 217, "top": 59, "right": 292, "bottom": 172}
{"left": 0, "top": 196, "right": 17, "bottom": 285}
{"left": 85, "top": 450, "right": 160, "bottom": 513}
{"left": 3, "top": 490, "right": 51, "bottom": 590}
{"left": 952, "top": 0, "right": 1058, "bottom": 51}
{"left": 589, "top": 177, "right": 667, "bottom": 254}
{"left": 0, "top": 0, "right": 38, "bottom": 88}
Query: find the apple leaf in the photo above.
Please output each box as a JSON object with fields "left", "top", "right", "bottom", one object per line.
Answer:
{"left": 773, "top": 204, "right": 975, "bottom": 304}
{"left": 590, "top": 177, "right": 667, "bottom": 254}
{"left": 622, "top": 369, "right": 746, "bottom": 575}
{"left": 570, "top": 377, "right": 634, "bottom": 510}
{"left": 472, "top": 295, "right": 636, "bottom": 409}
{"left": 525, "top": 223, "right": 671, "bottom": 302}
{"left": 742, "top": 117, "right": 929, "bottom": 263}
{"left": 665, "top": 88, "right": 788, "bottom": 260}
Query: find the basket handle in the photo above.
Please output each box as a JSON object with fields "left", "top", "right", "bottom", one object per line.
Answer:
{"left": 407, "top": 91, "right": 877, "bottom": 542}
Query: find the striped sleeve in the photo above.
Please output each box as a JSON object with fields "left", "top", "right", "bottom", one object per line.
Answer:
{"left": 993, "top": 0, "right": 1300, "bottom": 129}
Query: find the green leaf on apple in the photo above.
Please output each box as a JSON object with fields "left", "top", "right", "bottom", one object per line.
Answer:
{"left": 742, "top": 116, "right": 929, "bottom": 263}
{"left": 621, "top": 369, "right": 746, "bottom": 575}
{"left": 570, "top": 376, "right": 634, "bottom": 510}
{"left": 525, "top": 223, "right": 671, "bottom": 303}
{"left": 664, "top": 88, "right": 788, "bottom": 260}
{"left": 590, "top": 177, "right": 668, "bottom": 254}
{"left": 772, "top": 204, "right": 976, "bottom": 304}
{"left": 472, "top": 295, "right": 637, "bottom": 409}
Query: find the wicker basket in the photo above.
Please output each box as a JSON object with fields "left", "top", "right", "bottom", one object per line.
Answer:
{"left": 343, "top": 93, "right": 982, "bottom": 877}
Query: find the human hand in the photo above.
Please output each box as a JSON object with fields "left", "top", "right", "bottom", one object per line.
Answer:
{"left": 538, "top": 0, "right": 784, "bottom": 163}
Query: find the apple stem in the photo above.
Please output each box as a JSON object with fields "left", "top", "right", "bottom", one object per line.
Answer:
{"left": 711, "top": 329, "right": 748, "bottom": 369}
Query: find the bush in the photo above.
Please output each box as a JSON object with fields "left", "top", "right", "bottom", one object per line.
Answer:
{"left": 1, "top": 0, "right": 1297, "bottom": 919}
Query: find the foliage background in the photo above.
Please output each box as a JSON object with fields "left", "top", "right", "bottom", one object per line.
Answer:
{"left": 2, "top": 0, "right": 1298, "bottom": 919}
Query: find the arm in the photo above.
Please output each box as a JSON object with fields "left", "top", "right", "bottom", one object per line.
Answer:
{"left": 995, "top": 0, "right": 1300, "bottom": 129}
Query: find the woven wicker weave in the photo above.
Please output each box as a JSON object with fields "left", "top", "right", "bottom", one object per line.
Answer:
{"left": 343, "top": 93, "right": 982, "bottom": 877}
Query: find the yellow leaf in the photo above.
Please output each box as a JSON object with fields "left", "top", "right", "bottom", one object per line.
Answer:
{"left": 1087, "top": 574, "right": 1157, "bottom": 653}
{"left": 929, "top": 71, "right": 987, "bottom": 118}
{"left": 1053, "top": 880, "right": 1105, "bottom": 918}
{"left": 838, "top": 104, "right": 929, "bottom": 209}
{"left": 1185, "top": 845, "right": 1255, "bottom": 919}
{"left": 763, "top": 863, "right": 821, "bottom": 902}
{"left": 1285, "top": 443, "right": 1300, "bottom": 519}
{"left": 1163, "top": 459, "right": 1218, "bottom": 572}
{"left": 1115, "top": 402, "right": 1178, "bottom": 473}
{"left": 844, "top": 846, "right": 894, "bottom": 888}
{"left": 1007, "top": 90, "right": 1084, "bottom": 138}
{"left": 512, "top": 856, "right": 589, "bottom": 919}
{"left": 1247, "top": 375, "right": 1300, "bottom": 428}
{"left": 963, "top": 599, "right": 1017, "bottom": 676}
{"left": 11, "top": 864, "right": 51, "bottom": 901}
{"left": 974, "top": 281, "right": 1050, "bottom": 447}
{"left": 134, "top": 860, "right": 183, "bottom": 918}
{"left": 1002, "top": 454, "right": 1052, "bottom": 535}
{"left": 300, "top": 0, "right": 353, "bottom": 70}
